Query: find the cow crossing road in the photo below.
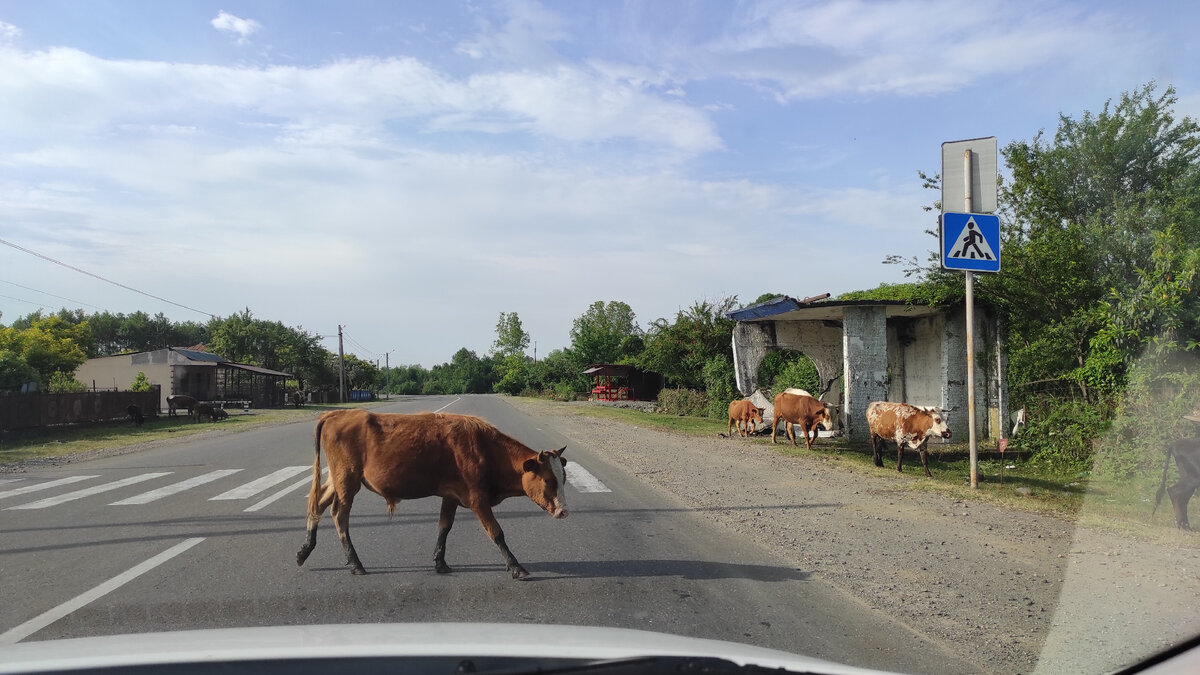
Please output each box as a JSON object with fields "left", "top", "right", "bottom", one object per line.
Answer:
{"left": 0, "top": 461, "right": 611, "bottom": 513}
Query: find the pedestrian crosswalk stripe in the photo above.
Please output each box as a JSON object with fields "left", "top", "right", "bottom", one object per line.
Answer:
{"left": 567, "top": 463, "right": 611, "bottom": 493}
{"left": 209, "top": 465, "right": 311, "bottom": 500}
{"left": 7, "top": 473, "right": 172, "bottom": 510}
{"left": 0, "top": 475, "right": 99, "bottom": 501}
{"left": 110, "top": 469, "right": 244, "bottom": 505}
{"left": 244, "top": 468, "right": 328, "bottom": 513}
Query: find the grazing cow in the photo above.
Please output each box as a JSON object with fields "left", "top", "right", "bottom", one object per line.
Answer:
{"left": 210, "top": 407, "right": 229, "bottom": 421}
{"left": 727, "top": 399, "right": 765, "bottom": 438}
{"left": 167, "top": 394, "right": 197, "bottom": 417}
{"left": 192, "top": 402, "right": 215, "bottom": 422}
{"left": 865, "top": 402, "right": 952, "bottom": 478}
{"left": 290, "top": 390, "right": 305, "bottom": 408}
{"left": 1154, "top": 437, "right": 1200, "bottom": 530}
{"left": 296, "top": 409, "right": 569, "bottom": 579}
{"left": 126, "top": 404, "right": 144, "bottom": 426}
{"left": 771, "top": 392, "right": 835, "bottom": 449}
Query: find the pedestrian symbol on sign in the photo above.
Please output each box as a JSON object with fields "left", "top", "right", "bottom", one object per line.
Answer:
{"left": 948, "top": 217, "right": 996, "bottom": 261}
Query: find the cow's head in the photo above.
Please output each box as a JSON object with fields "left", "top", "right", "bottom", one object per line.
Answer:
{"left": 927, "top": 411, "right": 951, "bottom": 439}
{"left": 818, "top": 405, "right": 837, "bottom": 432}
{"left": 752, "top": 407, "right": 765, "bottom": 424}
{"left": 522, "top": 447, "right": 569, "bottom": 519}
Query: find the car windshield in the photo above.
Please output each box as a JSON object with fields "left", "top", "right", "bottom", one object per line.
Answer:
{"left": 2, "top": 2, "right": 1199, "bottom": 674}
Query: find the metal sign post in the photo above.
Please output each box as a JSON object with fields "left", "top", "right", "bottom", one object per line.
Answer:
{"left": 941, "top": 137, "right": 999, "bottom": 490}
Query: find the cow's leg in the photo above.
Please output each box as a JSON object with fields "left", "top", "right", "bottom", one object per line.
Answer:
{"left": 918, "top": 444, "right": 932, "bottom": 478}
{"left": 434, "top": 497, "right": 458, "bottom": 574}
{"left": 771, "top": 417, "right": 779, "bottom": 444}
{"left": 801, "top": 422, "right": 814, "bottom": 451}
{"left": 728, "top": 417, "right": 735, "bottom": 437}
{"left": 296, "top": 481, "right": 337, "bottom": 566}
{"left": 1168, "top": 479, "right": 1199, "bottom": 530}
{"left": 470, "top": 503, "right": 529, "bottom": 579}
{"left": 787, "top": 421, "right": 797, "bottom": 446}
{"left": 871, "top": 435, "right": 884, "bottom": 467}
{"left": 896, "top": 445, "right": 905, "bottom": 473}
{"left": 330, "top": 484, "right": 366, "bottom": 575}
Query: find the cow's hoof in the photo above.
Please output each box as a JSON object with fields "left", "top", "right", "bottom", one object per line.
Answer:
{"left": 435, "top": 562, "right": 452, "bottom": 574}
{"left": 350, "top": 567, "right": 367, "bottom": 576}
{"left": 511, "top": 567, "right": 530, "bottom": 580}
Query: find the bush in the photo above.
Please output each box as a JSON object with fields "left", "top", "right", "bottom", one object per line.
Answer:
{"left": 130, "top": 371, "right": 152, "bottom": 392}
{"left": 1016, "top": 397, "right": 1111, "bottom": 473}
{"left": 702, "top": 354, "right": 737, "bottom": 418}
{"left": 656, "top": 388, "right": 709, "bottom": 416}
{"left": 47, "top": 370, "right": 87, "bottom": 393}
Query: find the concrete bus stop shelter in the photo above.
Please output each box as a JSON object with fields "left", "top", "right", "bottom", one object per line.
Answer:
{"left": 726, "top": 295, "right": 1009, "bottom": 443}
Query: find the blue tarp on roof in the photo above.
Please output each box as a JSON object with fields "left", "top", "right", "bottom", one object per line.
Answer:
{"left": 173, "top": 348, "right": 224, "bottom": 362}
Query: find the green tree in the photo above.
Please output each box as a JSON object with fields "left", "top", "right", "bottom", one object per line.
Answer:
{"left": 639, "top": 297, "right": 737, "bottom": 389}
{"left": 491, "top": 312, "right": 530, "bottom": 358}
{"left": 0, "top": 316, "right": 89, "bottom": 387}
{"left": 569, "top": 301, "right": 641, "bottom": 366}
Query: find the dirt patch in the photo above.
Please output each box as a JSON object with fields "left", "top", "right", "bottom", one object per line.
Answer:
{"left": 511, "top": 398, "right": 1200, "bottom": 674}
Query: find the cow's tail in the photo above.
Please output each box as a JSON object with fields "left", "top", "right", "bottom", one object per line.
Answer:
{"left": 307, "top": 415, "right": 327, "bottom": 521}
{"left": 1154, "top": 441, "right": 1175, "bottom": 515}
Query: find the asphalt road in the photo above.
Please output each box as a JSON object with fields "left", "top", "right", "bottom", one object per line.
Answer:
{"left": 0, "top": 395, "right": 975, "bottom": 673}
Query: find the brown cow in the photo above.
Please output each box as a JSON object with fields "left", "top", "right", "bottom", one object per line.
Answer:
{"left": 126, "top": 404, "right": 144, "bottom": 426}
{"left": 771, "top": 392, "right": 835, "bottom": 449}
{"left": 865, "top": 401, "right": 952, "bottom": 478}
{"left": 727, "top": 399, "right": 765, "bottom": 438}
{"left": 296, "top": 409, "right": 568, "bottom": 579}
{"left": 167, "top": 394, "right": 197, "bottom": 417}
{"left": 1154, "top": 437, "right": 1200, "bottom": 530}
{"left": 290, "top": 390, "right": 305, "bottom": 408}
{"left": 192, "top": 402, "right": 215, "bottom": 422}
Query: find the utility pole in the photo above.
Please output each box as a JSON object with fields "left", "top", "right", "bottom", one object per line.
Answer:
{"left": 385, "top": 351, "right": 390, "bottom": 400}
{"left": 337, "top": 324, "right": 346, "bottom": 404}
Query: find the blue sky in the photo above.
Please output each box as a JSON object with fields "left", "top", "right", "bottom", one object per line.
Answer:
{"left": 1, "top": 1, "right": 1197, "bottom": 368}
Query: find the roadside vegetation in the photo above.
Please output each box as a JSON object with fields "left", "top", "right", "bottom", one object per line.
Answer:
{"left": 2, "top": 82, "right": 1198, "bottom": 519}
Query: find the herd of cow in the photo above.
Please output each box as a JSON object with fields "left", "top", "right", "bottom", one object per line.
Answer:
{"left": 727, "top": 389, "right": 951, "bottom": 478}
{"left": 124, "top": 395, "right": 231, "bottom": 426}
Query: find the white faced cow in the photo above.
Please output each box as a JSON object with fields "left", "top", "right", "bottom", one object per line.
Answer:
{"left": 865, "top": 402, "right": 952, "bottom": 478}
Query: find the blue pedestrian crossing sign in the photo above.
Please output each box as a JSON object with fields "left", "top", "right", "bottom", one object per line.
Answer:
{"left": 941, "top": 212, "right": 1001, "bottom": 273}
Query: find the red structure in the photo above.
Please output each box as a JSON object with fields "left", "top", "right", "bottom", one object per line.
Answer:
{"left": 583, "top": 364, "right": 663, "bottom": 402}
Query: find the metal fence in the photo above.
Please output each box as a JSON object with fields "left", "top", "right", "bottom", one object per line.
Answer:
{"left": 0, "top": 386, "right": 161, "bottom": 431}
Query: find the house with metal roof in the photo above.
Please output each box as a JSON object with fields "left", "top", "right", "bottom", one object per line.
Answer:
{"left": 74, "top": 347, "right": 291, "bottom": 412}
{"left": 726, "top": 294, "right": 1008, "bottom": 443}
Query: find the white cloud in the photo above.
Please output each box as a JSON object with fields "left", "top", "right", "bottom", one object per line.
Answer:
{"left": 0, "top": 46, "right": 720, "bottom": 154}
{"left": 0, "top": 21, "right": 20, "bottom": 43}
{"left": 698, "top": 0, "right": 1135, "bottom": 99}
{"left": 211, "top": 11, "right": 262, "bottom": 44}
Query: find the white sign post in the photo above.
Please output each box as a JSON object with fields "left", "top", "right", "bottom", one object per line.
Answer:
{"left": 940, "top": 137, "right": 998, "bottom": 489}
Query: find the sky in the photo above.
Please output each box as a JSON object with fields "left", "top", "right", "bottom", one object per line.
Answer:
{"left": 1, "top": 1, "right": 1197, "bottom": 368}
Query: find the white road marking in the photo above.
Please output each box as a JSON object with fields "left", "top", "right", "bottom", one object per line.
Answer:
{"left": 0, "top": 478, "right": 22, "bottom": 486}
{"left": 566, "top": 463, "right": 611, "bottom": 493}
{"left": 244, "top": 468, "right": 328, "bottom": 512}
{"left": 0, "top": 475, "right": 98, "bottom": 501}
{"left": 0, "top": 538, "right": 205, "bottom": 645}
{"left": 209, "top": 466, "right": 310, "bottom": 500}
{"left": 109, "top": 469, "right": 243, "bottom": 505}
{"left": 433, "top": 397, "right": 460, "bottom": 413}
{"left": 6, "top": 473, "right": 172, "bottom": 510}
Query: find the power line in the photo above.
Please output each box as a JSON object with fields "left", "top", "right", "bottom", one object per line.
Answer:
{"left": 0, "top": 278, "right": 105, "bottom": 311}
{"left": 0, "top": 237, "right": 216, "bottom": 318}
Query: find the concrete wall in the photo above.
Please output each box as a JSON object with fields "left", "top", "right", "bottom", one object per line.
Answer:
{"left": 76, "top": 353, "right": 173, "bottom": 412}
{"left": 842, "top": 306, "right": 889, "bottom": 442}
{"left": 732, "top": 303, "right": 1006, "bottom": 443}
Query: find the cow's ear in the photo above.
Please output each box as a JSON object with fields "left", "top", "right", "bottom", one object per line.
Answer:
{"left": 523, "top": 458, "right": 539, "bottom": 473}
{"left": 757, "top": 408, "right": 765, "bottom": 415}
